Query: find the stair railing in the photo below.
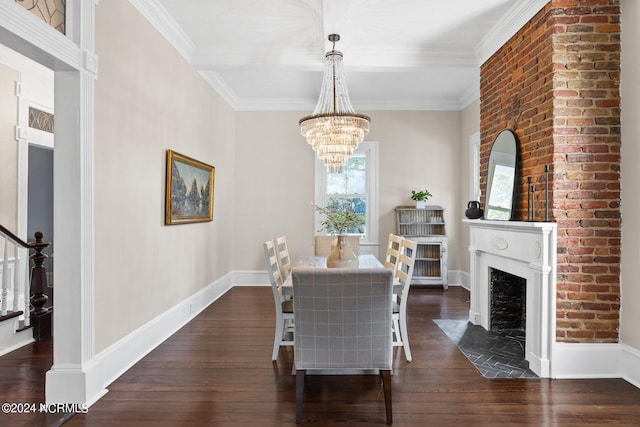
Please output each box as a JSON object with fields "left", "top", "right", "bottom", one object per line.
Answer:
{"left": 0, "top": 224, "right": 50, "bottom": 326}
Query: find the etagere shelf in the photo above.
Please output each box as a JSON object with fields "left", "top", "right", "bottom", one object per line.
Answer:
{"left": 395, "top": 206, "right": 448, "bottom": 289}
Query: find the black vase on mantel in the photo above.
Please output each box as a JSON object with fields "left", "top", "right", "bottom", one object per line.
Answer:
{"left": 465, "top": 201, "right": 484, "bottom": 219}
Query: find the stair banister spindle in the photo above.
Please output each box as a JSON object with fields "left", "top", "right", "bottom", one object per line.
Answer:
{"left": 12, "top": 242, "right": 18, "bottom": 313}
{"left": 23, "top": 248, "right": 30, "bottom": 327}
{"left": 2, "top": 238, "right": 8, "bottom": 315}
{"left": 13, "top": 244, "right": 24, "bottom": 313}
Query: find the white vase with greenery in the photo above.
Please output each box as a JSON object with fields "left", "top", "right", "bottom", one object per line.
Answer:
{"left": 314, "top": 201, "right": 363, "bottom": 268}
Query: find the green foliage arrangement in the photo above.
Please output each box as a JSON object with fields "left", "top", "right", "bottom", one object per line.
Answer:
{"left": 411, "top": 189, "right": 432, "bottom": 202}
{"left": 314, "top": 200, "right": 365, "bottom": 235}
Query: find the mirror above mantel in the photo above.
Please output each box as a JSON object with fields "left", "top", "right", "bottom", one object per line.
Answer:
{"left": 484, "top": 129, "right": 518, "bottom": 220}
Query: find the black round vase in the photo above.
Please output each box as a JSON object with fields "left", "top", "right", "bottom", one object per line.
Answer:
{"left": 465, "top": 201, "right": 484, "bottom": 219}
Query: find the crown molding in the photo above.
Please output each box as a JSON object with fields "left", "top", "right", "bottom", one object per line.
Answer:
{"left": 458, "top": 82, "right": 480, "bottom": 110}
{"left": 198, "top": 71, "right": 242, "bottom": 110}
{"left": 128, "top": 0, "right": 195, "bottom": 62}
{"left": 475, "top": 0, "right": 550, "bottom": 66}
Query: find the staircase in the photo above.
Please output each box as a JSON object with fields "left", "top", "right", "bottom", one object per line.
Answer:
{"left": 0, "top": 311, "right": 34, "bottom": 356}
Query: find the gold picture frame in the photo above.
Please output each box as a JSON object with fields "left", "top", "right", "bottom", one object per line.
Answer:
{"left": 165, "top": 150, "right": 215, "bottom": 225}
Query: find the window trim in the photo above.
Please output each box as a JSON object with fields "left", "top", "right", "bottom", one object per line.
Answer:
{"left": 469, "top": 132, "right": 481, "bottom": 202}
{"left": 314, "top": 141, "right": 379, "bottom": 246}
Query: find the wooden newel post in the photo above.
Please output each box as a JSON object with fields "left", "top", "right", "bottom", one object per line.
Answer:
{"left": 30, "top": 231, "right": 50, "bottom": 314}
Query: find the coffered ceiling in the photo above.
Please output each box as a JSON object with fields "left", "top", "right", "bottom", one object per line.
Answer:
{"left": 132, "top": 0, "right": 549, "bottom": 111}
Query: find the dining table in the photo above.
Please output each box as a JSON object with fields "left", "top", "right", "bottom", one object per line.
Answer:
{"left": 295, "top": 254, "right": 384, "bottom": 269}
{"left": 283, "top": 254, "right": 396, "bottom": 296}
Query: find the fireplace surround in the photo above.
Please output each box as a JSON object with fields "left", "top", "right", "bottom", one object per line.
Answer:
{"left": 465, "top": 219, "right": 557, "bottom": 377}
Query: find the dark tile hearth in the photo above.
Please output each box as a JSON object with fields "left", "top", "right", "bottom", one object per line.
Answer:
{"left": 434, "top": 319, "right": 538, "bottom": 379}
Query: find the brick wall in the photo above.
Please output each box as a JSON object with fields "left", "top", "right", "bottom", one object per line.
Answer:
{"left": 480, "top": 0, "right": 621, "bottom": 343}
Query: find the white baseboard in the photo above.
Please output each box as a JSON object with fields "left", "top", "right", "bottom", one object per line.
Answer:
{"left": 621, "top": 343, "right": 640, "bottom": 388}
{"left": 233, "top": 270, "right": 269, "bottom": 286}
{"left": 446, "top": 270, "right": 468, "bottom": 289}
{"left": 456, "top": 270, "right": 470, "bottom": 290}
{"left": 546, "top": 336, "right": 640, "bottom": 390}
{"left": 47, "top": 271, "right": 234, "bottom": 406}
{"left": 552, "top": 343, "right": 624, "bottom": 379}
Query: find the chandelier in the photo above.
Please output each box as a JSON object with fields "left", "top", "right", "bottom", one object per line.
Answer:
{"left": 299, "top": 34, "right": 370, "bottom": 174}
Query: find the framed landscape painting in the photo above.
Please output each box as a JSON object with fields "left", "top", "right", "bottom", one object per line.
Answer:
{"left": 165, "top": 150, "right": 215, "bottom": 225}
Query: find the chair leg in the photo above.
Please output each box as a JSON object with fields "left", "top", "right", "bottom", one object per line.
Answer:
{"left": 380, "top": 370, "right": 393, "bottom": 425}
{"left": 399, "top": 313, "right": 412, "bottom": 362}
{"left": 392, "top": 318, "right": 401, "bottom": 345}
{"left": 296, "top": 370, "right": 306, "bottom": 424}
{"left": 272, "top": 316, "right": 284, "bottom": 361}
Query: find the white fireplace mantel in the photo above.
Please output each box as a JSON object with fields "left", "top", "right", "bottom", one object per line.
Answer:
{"left": 464, "top": 219, "right": 557, "bottom": 377}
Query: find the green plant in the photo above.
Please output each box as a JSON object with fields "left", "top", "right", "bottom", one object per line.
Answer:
{"left": 314, "top": 200, "right": 364, "bottom": 235}
{"left": 411, "top": 189, "right": 432, "bottom": 202}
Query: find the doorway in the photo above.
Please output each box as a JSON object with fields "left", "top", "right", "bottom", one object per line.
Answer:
{"left": 27, "top": 144, "right": 54, "bottom": 306}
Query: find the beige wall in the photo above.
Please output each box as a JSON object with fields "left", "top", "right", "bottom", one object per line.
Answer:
{"left": 369, "top": 110, "right": 462, "bottom": 269}
{"left": 93, "top": 0, "right": 236, "bottom": 352}
{"left": 458, "top": 100, "right": 480, "bottom": 276}
{"left": 234, "top": 109, "right": 464, "bottom": 271}
{"left": 0, "top": 64, "right": 18, "bottom": 238}
{"left": 234, "top": 111, "right": 315, "bottom": 270}
{"left": 620, "top": 0, "right": 640, "bottom": 349}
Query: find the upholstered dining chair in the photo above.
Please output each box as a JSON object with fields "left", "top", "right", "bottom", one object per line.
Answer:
{"left": 275, "top": 235, "right": 293, "bottom": 282}
{"left": 392, "top": 238, "right": 418, "bottom": 362}
{"left": 292, "top": 268, "right": 394, "bottom": 424}
{"left": 263, "top": 240, "right": 294, "bottom": 361}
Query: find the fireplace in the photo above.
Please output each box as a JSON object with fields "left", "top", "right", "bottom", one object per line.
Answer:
{"left": 465, "top": 219, "right": 557, "bottom": 377}
{"left": 490, "top": 268, "right": 526, "bottom": 331}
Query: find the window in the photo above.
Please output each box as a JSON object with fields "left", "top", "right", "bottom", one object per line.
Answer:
{"left": 315, "top": 141, "right": 378, "bottom": 247}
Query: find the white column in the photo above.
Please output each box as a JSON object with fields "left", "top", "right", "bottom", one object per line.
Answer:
{"left": 539, "top": 225, "right": 555, "bottom": 377}
{"left": 45, "top": 0, "right": 101, "bottom": 405}
{"left": 468, "top": 246, "right": 481, "bottom": 325}
{"left": 0, "top": 3, "right": 97, "bottom": 399}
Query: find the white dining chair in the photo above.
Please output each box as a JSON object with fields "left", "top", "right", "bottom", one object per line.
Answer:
{"left": 392, "top": 237, "right": 417, "bottom": 362}
{"left": 263, "top": 240, "right": 294, "bottom": 361}
{"left": 384, "top": 233, "right": 402, "bottom": 271}
{"left": 275, "top": 235, "right": 292, "bottom": 281}
{"left": 292, "top": 268, "right": 394, "bottom": 424}
{"left": 385, "top": 233, "right": 405, "bottom": 307}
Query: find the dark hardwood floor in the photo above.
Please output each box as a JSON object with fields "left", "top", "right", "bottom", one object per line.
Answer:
{"left": 0, "top": 336, "right": 75, "bottom": 426}
{"left": 2, "top": 286, "right": 640, "bottom": 426}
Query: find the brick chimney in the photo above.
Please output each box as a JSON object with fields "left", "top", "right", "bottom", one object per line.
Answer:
{"left": 480, "top": 0, "right": 621, "bottom": 343}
